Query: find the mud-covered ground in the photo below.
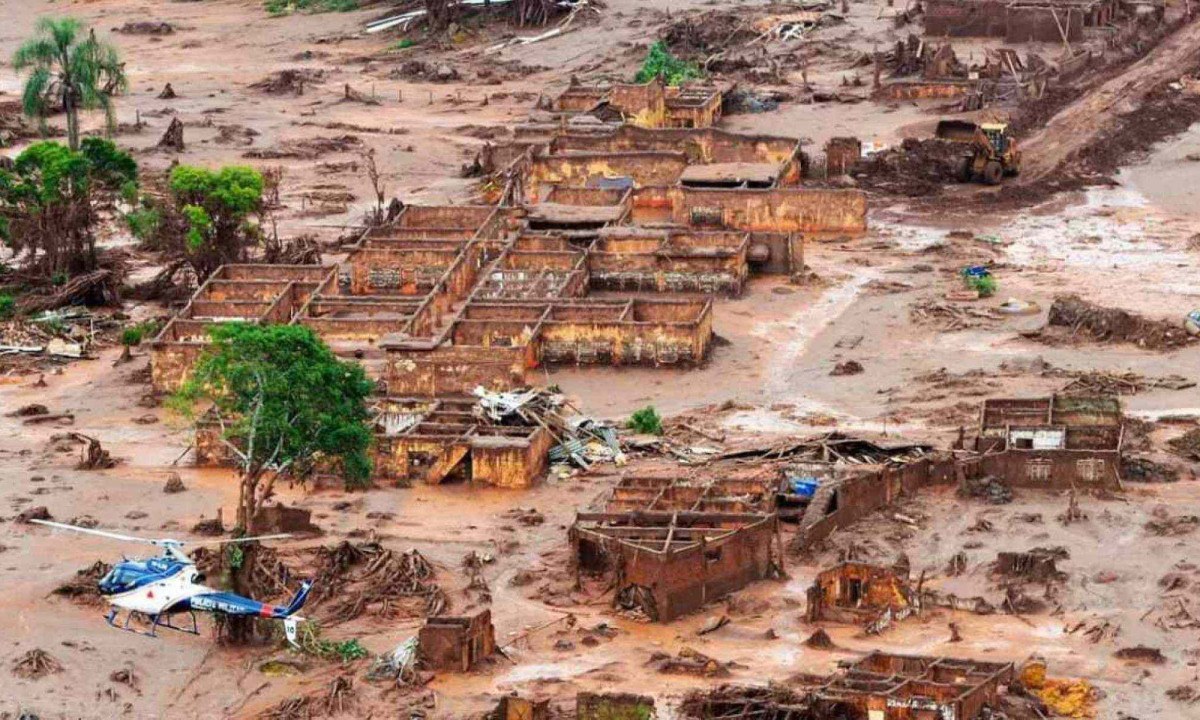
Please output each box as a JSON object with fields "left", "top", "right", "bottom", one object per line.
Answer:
{"left": 3, "top": 0, "right": 1200, "bottom": 718}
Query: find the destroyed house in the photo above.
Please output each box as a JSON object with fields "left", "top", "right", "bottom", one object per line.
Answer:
{"left": 972, "top": 395, "right": 1124, "bottom": 490}
{"left": 924, "top": 0, "right": 1119, "bottom": 42}
{"left": 806, "top": 562, "right": 916, "bottom": 626}
{"left": 372, "top": 397, "right": 554, "bottom": 488}
{"left": 570, "top": 511, "right": 782, "bottom": 621}
{"left": 149, "top": 264, "right": 334, "bottom": 391}
{"left": 548, "top": 77, "right": 725, "bottom": 129}
{"left": 678, "top": 654, "right": 1015, "bottom": 720}
{"left": 604, "top": 475, "right": 776, "bottom": 514}
{"left": 514, "top": 125, "right": 803, "bottom": 200}
{"left": 819, "top": 652, "right": 1014, "bottom": 720}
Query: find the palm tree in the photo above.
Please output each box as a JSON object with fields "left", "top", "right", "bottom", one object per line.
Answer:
{"left": 12, "top": 17, "right": 127, "bottom": 151}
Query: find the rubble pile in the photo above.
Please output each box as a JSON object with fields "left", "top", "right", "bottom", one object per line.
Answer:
{"left": 52, "top": 560, "right": 113, "bottom": 606}
{"left": 960, "top": 475, "right": 1013, "bottom": 504}
{"left": 249, "top": 69, "right": 326, "bottom": 95}
{"left": 646, "top": 647, "right": 733, "bottom": 677}
{"left": 473, "top": 386, "right": 624, "bottom": 468}
{"left": 260, "top": 675, "right": 356, "bottom": 720}
{"left": 856, "top": 139, "right": 966, "bottom": 196}
{"left": 1045, "top": 294, "right": 1195, "bottom": 350}
{"left": 11, "top": 648, "right": 63, "bottom": 679}
{"left": 1167, "top": 428, "right": 1200, "bottom": 461}
{"left": 244, "top": 135, "right": 363, "bottom": 160}
{"left": 304, "top": 542, "right": 446, "bottom": 624}
{"left": 1056, "top": 369, "right": 1195, "bottom": 395}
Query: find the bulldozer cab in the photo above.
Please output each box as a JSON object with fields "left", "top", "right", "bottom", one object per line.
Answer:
{"left": 979, "top": 123, "right": 1010, "bottom": 156}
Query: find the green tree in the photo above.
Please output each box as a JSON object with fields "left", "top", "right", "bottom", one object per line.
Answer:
{"left": 0, "top": 138, "right": 137, "bottom": 276}
{"left": 173, "top": 323, "right": 373, "bottom": 642}
{"left": 12, "top": 17, "right": 127, "bottom": 151}
{"left": 635, "top": 41, "right": 701, "bottom": 87}
{"left": 141, "top": 165, "right": 265, "bottom": 281}
{"left": 174, "top": 323, "right": 373, "bottom": 530}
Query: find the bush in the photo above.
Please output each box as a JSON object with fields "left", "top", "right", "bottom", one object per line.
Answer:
{"left": 635, "top": 41, "right": 702, "bottom": 87}
{"left": 0, "top": 293, "right": 15, "bottom": 318}
{"left": 265, "top": 0, "right": 358, "bottom": 15}
{"left": 293, "top": 623, "right": 369, "bottom": 663}
{"left": 120, "top": 321, "right": 160, "bottom": 347}
{"left": 964, "top": 273, "right": 997, "bottom": 298}
{"left": 628, "top": 405, "right": 663, "bottom": 435}
{"left": 124, "top": 207, "right": 161, "bottom": 241}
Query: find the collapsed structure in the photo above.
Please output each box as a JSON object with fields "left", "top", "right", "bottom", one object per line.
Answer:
{"left": 418, "top": 610, "right": 497, "bottom": 672}
{"left": 571, "top": 511, "right": 783, "bottom": 622}
{"left": 153, "top": 80, "right": 868, "bottom": 487}
{"left": 565, "top": 396, "right": 1125, "bottom": 624}
{"left": 806, "top": 562, "right": 918, "bottom": 632}
{"left": 680, "top": 653, "right": 1016, "bottom": 720}
{"left": 924, "top": 0, "right": 1118, "bottom": 42}
{"left": 968, "top": 395, "right": 1124, "bottom": 490}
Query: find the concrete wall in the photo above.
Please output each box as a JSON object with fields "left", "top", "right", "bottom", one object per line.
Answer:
{"left": 418, "top": 610, "right": 496, "bottom": 671}
{"left": 471, "top": 430, "right": 554, "bottom": 489}
{"left": 385, "top": 344, "right": 531, "bottom": 396}
{"left": 631, "top": 187, "right": 867, "bottom": 234}
{"left": 526, "top": 152, "right": 689, "bottom": 201}
{"left": 621, "top": 518, "right": 778, "bottom": 621}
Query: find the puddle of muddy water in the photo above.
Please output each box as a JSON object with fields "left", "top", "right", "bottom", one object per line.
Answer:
{"left": 1121, "top": 122, "right": 1200, "bottom": 218}
{"left": 1004, "top": 185, "right": 1193, "bottom": 270}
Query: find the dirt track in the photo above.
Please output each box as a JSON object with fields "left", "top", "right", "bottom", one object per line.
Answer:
{"left": 1018, "top": 15, "right": 1200, "bottom": 181}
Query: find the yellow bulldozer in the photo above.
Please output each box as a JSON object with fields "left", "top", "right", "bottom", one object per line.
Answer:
{"left": 935, "top": 120, "right": 1021, "bottom": 185}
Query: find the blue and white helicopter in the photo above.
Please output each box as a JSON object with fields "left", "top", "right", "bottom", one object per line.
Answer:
{"left": 31, "top": 519, "right": 312, "bottom": 646}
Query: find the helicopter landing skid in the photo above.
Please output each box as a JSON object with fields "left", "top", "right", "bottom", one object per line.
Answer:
{"left": 106, "top": 607, "right": 200, "bottom": 638}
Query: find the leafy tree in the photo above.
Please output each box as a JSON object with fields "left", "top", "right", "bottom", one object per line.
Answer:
{"left": 0, "top": 139, "right": 137, "bottom": 277}
{"left": 127, "top": 164, "right": 265, "bottom": 283}
{"left": 12, "top": 17, "right": 127, "bottom": 151}
{"left": 174, "top": 323, "right": 373, "bottom": 530}
{"left": 635, "top": 41, "right": 702, "bottom": 87}
{"left": 172, "top": 323, "right": 373, "bottom": 643}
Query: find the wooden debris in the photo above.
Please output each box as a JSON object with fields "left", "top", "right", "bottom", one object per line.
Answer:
{"left": 11, "top": 648, "right": 63, "bottom": 679}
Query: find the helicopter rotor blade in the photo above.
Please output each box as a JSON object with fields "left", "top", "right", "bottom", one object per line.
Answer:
{"left": 185, "top": 533, "right": 293, "bottom": 546}
{"left": 29, "top": 519, "right": 159, "bottom": 546}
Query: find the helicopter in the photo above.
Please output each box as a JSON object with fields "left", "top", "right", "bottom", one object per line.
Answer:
{"left": 30, "top": 519, "right": 312, "bottom": 646}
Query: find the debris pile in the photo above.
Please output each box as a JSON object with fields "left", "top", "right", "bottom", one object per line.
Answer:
{"left": 1057, "top": 369, "right": 1194, "bottom": 395}
{"left": 114, "top": 21, "right": 175, "bottom": 35}
{"left": 1045, "top": 294, "right": 1195, "bottom": 349}
{"left": 645, "top": 647, "right": 732, "bottom": 677}
{"left": 472, "top": 386, "right": 624, "bottom": 468}
{"left": 1167, "top": 428, "right": 1200, "bottom": 461}
{"left": 960, "top": 475, "right": 1013, "bottom": 504}
{"left": 11, "top": 648, "right": 64, "bottom": 680}
{"left": 52, "top": 560, "right": 113, "bottom": 606}
{"left": 304, "top": 542, "right": 446, "bottom": 624}
{"left": 856, "top": 139, "right": 966, "bottom": 196}
{"left": 260, "top": 675, "right": 355, "bottom": 720}
{"left": 244, "top": 135, "right": 363, "bottom": 161}
{"left": 1121, "top": 456, "right": 1179, "bottom": 483}
{"left": 67, "top": 433, "right": 118, "bottom": 470}
{"left": 249, "top": 69, "right": 326, "bottom": 96}
{"left": 909, "top": 299, "right": 1003, "bottom": 330}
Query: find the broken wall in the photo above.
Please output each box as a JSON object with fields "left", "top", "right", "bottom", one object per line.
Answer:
{"left": 526, "top": 152, "right": 689, "bottom": 201}
{"left": 419, "top": 610, "right": 496, "bottom": 671}
{"left": 632, "top": 187, "right": 867, "bottom": 235}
